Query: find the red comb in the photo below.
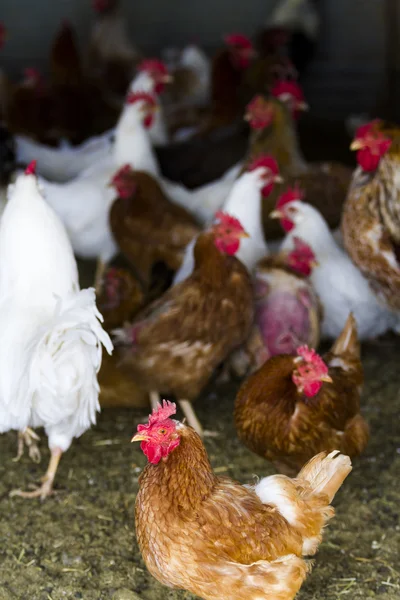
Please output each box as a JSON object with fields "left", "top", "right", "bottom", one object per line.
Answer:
{"left": 248, "top": 154, "right": 279, "bottom": 175}
{"left": 214, "top": 211, "right": 245, "bottom": 232}
{"left": 224, "top": 33, "right": 253, "bottom": 49}
{"left": 276, "top": 185, "right": 304, "bottom": 209}
{"left": 296, "top": 345, "right": 328, "bottom": 372}
{"left": 126, "top": 91, "right": 157, "bottom": 106}
{"left": 25, "top": 160, "right": 37, "bottom": 176}
{"left": 354, "top": 119, "right": 382, "bottom": 140}
{"left": 24, "top": 67, "right": 42, "bottom": 81}
{"left": 271, "top": 80, "right": 305, "bottom": 102}
{"left": 292, "top": 236, "right": 315, "bottom": 259}
{"left": 137, "top": 59, "right": 168, "bottom": 76}
{"left": 148, "top": 400, "right": 177, "bottom": 426}
{"left": 245, "top": 95, "right": 274, "bottom": 130}
{"left": 111, "top": 164, "right": 134, "bottom": 182}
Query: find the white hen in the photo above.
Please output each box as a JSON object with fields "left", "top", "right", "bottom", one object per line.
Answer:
{"left": 0, "top": 163, "right": 112, "bottom": 499}
{"left": 38, "top": 93, "right": 159, "bottom": 283}
{"left": 274, "top": 198, "right": 398, "bottom": 339}
{"left": 173, "top": 159, "right": 281, "bottom": 283}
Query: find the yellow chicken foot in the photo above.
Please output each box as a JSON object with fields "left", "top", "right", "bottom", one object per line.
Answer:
{"left": 94, "top": 258, "right": 107, "bottom": 294}
{"left": 178, "top": 400, "right": 219, "bottom": 438}
{"left": 149, "top": 390, "right": 161, "bottom": 411}
{"left": 10, "top": 447, "right": 63, "bottom": 500}
{"left": 12, "top": 428, "right": 41, "bottom": 463}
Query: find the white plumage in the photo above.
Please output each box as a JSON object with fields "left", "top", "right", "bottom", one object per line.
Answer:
{"left": 173, "top": 167, "right": 269, "bottom": 284}
{"left": 38, "top": 96, "right": 159, "bottom": 267}
{"left": 130, "top": 70, "right": 169, "bottom": 147}
{"left": 0, "top": 168, "right": 112, "bottom": 498}
{"left": 279, "top": 201, "right": 398, "bottom": 339}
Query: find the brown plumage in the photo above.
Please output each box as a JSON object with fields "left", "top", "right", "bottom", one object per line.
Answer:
{"left": 115, "top": 227, "right": 254, "bottom": 434}
{"left": 342, "top": 132, "right": 400, "bottom": 311}
{"left": 234, "top": 314, "right": 369, "bottom": 475}
{"left": 98, "top": 351, "right": 148, "bottom": 409}
{"left": 109, "top": 168, "right": 201, "bottom": 289}
{"left": 243, "top": 97, "right": 352, "bottom": 238}
{"left": 96, "top": 265, "right": 144, "bottom": 330}
{"left": 86, "top": 0, "right": 140, "bottom": 99}
{"left": 134, "top": 413, "right": 352, "bottom": 600}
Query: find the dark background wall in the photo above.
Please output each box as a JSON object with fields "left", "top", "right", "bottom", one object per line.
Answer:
{"left": 0, "top": 0, "right": 386, "bottom": 118}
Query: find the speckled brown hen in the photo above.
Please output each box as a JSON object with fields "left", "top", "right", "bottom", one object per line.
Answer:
{"left": 342, "top": 121, "right": 400, "bottom": 313}
{"left": 235, "top": 314, "right": 369, "bottom": 475}
{"left": 109, "top": 164, "right": 201, "bottom": 290}
{"left": 243, "top": 85, "right": 352, "bottom": 238}
{"left": 114, "top": 214, "right": 254, "bottom": 436}
{"left": 132, "top": 400, "right": 352, "bottom": 600}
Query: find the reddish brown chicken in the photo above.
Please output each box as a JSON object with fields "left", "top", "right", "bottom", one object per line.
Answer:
{"left": 198, "top": 33, "right": 256, "bottom": 135}
{"left": 114, "top": 213, "right": 254, "bottom": 436}
{"left": 342, "top": 121, "right": 400, "bottom": 312}
{"left": 5, "top": 68, "right": 55, "bottom": 144}
{"left": 109, "top": 164, "right": 201, "bottom": 289}
{"left": 133, "top": 400, "right": 352, "bottom": 600}
{"left": 234, "top": 313, "right": 369, "bottom": 475}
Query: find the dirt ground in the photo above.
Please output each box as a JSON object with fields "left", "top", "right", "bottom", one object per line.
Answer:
{"left": 0, "top": 330, "right": 399, "bottom": 600}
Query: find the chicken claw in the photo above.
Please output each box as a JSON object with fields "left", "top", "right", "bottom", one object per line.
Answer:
{"left": 12, "top": 428, "right": 41, "bottom": 463}
{"left": 10, "top": 447, "right": 62, "bottom": 501}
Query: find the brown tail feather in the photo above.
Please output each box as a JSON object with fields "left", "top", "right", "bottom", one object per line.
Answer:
{"left": 330, "top": 313, "right": 359, "bottom": 360}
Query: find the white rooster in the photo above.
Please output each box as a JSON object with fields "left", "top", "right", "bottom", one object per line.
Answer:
{"left": 38, "top": 91, "right": 160, "bottom": 287}
{"left": 0, "top": 161, "right": 112, "bottom": 499}
{"left": 271, "top": 189, "right": 399, "bottom": 339}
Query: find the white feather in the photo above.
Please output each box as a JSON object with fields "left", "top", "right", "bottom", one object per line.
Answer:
{"left": 0, "top": 171, "right": 112, "bottom": 451}
{"left": 173, "top": 168, "right": 268, "bottom": 284}
{"left": 130, "top": 71, "right": 169, "bottom": 147}
{"left": 38, "top": 98, "right": 160, "bottom": 263}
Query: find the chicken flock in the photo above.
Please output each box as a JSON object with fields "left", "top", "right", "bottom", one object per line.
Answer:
{"left": 0, "top": 1, "right": 398, "bottom": 599}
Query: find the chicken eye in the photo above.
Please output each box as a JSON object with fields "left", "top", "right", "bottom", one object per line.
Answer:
{"left": 158, "top": 428, "right": 166, "bottom": 435}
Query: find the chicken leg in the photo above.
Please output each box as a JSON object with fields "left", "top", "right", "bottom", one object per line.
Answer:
{"left": 178, "top": 400, "right": 219, "bottom": 438}
{"left": 94, "top": 258, "right": 107, "bottom": 294}
{"left": 10, "top": 447, "right": 62, "bottom": 500}
{"left": 13, "top": 428, "right": 41, "bottom": 463}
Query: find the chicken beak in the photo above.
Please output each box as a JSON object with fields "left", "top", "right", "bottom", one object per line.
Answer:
{"left": 162, "top": 74, "right": 173, "bottom": 83}
{"left": 274, "top": 174, "right": 284, "bottom": 184}
{"left": 311, "top": 259, "right": 319, "bottom": 268}
{"left": 239, "top": 230, "right": 250, "bottom": 239}
{"left": 269, "top": 209, "right": 283, "bottom": 219}
{"left": 131, "top": 433, "right": 148, "bottom": 443}
{"left": 244, "top": 112, "right": 251, "bottom": 121}
{"left": 320, "top": 375, "right": 333, "bottom": 384}
{"left": 350, "top": 139, "right": 363, "bottom": 151}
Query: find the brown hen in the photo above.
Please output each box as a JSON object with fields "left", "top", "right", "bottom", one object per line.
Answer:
{"left": 114, "top": 214, "right": 254, "bottom": 436}
{"left": 235, "top": 313, "right": 369, "bottom": 475}
{"left": 342, "top": 121, "right": 400, "bottom": 312}
{"left": 109, "top": 165, "right": 201, "bottom": 290}
{"left": 133, "top": 400, "right": 352, "bottom": 600}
